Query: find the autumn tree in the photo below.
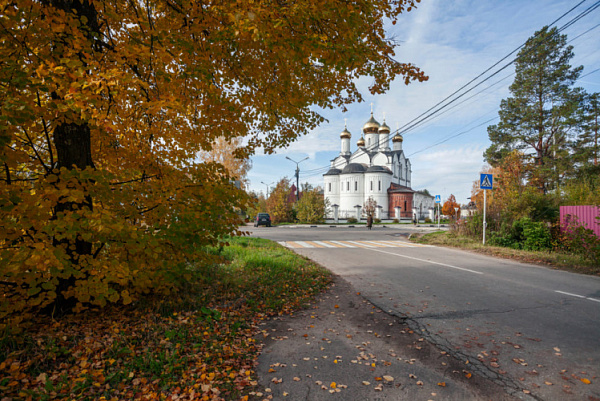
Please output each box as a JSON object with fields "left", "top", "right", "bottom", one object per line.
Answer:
{"left": 246, "top": 191, "right": 267, "bottom": 220}
{"left": 0, "top": 0, "right": 426, "bottom": 325}
{"left": 266, "top": 178, "right": 294, "bottom": 224}
{"left": 197, "top": 137, "right": 252, "bottom": 188}
{"left": 485, "top": 26, "right": 584, "bottom": 193}
{"left": 363, "top": 197, "right": 378, "bottom": 217}
{"left": 295, "top": 187, "right": 329, "bottom": 224}
{"left": 442, "top": 194, "right": 460, "bottom": 218}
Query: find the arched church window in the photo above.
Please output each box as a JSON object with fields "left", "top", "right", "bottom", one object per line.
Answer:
{"left": 328, "top": 183, "right": 331, "bottom": 192}
{"left": 378, "top": 180, "right": 381, "bottom": 191}
{"left": 370, "top": 181, "right": 373, "bottom": 191}
{"left": 354, "top": 181, "right": 357, "bottom": 191}
{"left": 346, "top": 181, "right": 349, "bottom": 191}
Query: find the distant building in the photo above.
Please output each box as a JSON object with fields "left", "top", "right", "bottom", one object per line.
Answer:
{"left": 323, "top": 112, "right": 434, "bottom": 220}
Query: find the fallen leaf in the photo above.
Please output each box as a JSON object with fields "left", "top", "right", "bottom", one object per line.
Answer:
{"left": 330, "top": 382, "right": 337, "bottom": 388}
{"left": 293, "top": 377, "right": 300, "bottom": 382}
{"left": 375, "top": 377, "right": 382, "bottom": 381}
{"left": 362, "top": 381, "right": 371, "bottom": 386}
{"left": 416, "top": 381, "right": 424, "bottom": 386}
{"left": 437, "top": 382, "right": 446, "bottom": 387}
{"left": 545, "top": 381, "right": 553, "bottom": 386}
{"left": 383, "top": 376, "right": 394, "bottom": 382}
{"left": 581, "top": 378, "right": 591, "bottom": 384}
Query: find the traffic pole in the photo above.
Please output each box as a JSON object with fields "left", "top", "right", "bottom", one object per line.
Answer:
{"left": 483, "top": 189, "right": 487, "bottom": 245}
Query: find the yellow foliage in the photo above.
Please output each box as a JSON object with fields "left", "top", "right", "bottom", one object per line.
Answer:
{"left": 0, "top": 0, "right": 425, "bottom": 325}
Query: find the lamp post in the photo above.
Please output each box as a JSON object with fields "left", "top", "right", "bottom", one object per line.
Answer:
{"left": 261, "top": 181, "right": 274, "bottom": 198}
{"left": 285, "top": 156, "right": 309, "bottom": 201}
{"left": 454, "top": 207, "right": 459, "bottom": 222}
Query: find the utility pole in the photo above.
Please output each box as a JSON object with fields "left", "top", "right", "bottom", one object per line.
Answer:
{"left": 285, "top": 156, "right": 309, "bottom": 202}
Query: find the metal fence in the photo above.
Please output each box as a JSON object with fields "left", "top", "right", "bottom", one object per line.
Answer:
{"left": 560, "top": 205, "right": 600, "bottom": 237}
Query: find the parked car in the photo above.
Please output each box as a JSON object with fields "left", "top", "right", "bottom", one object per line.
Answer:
{"left": 254, "top": 213, "right": 271, "bottom": 227}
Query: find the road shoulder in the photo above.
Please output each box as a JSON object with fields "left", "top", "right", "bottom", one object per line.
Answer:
{"left": 253, "top": 275, "right": 517, "bottom": 400}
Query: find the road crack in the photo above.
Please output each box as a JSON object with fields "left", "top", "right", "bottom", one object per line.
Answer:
{"left": 365, "top": 297, "right": 544, "bottom": 401}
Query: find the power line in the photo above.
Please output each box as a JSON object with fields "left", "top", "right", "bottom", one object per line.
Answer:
{"left": 297, "top": 1, "right": 600, "bottom": 179}
{"left": 392, "top": 0, "right": 594, "bottom": 138}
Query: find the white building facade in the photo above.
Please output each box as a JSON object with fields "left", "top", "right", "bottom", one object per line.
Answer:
{"left": 324, "top": 113, "right": 434, "bottom": 221}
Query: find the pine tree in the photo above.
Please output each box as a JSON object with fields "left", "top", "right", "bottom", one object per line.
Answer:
{"left": 485, "top": 26, "right": 583, "bottom": 193}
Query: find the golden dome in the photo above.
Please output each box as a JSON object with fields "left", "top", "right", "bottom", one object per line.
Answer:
{"left": 362, "top": 114, "right": 380, "bottom": 134}
{"left": 378, "top": 121, "right": 390, "bottom": 133}
{"left": 357, "top": 136, "right": 365, "bottom": 147}
{"left": 340, "top": 126, "right": 351, "bottom": 139}
{"left": 392, "top": 133, "right": 403, "bottom": 143}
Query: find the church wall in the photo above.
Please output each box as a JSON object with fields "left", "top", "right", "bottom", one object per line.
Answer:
{"left": 339, "top": 173, "right": 364, "bottom": 216}
{"left": 351, "top": 151, "right": 369, "bottom": 165}
{"left": 324, "top": 175, "right": 340, "bottom": 213}
{"left": 388, "top": 192, "right": 414, "bottom": 218}
{"left": 371, "top": 153, "right": 388, "bottom": 166}
{"left": 365, "top": 173, "right": 391, "bottom": 212}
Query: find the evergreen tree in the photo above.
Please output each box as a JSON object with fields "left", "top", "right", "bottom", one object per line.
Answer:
{"left": 575, "top": 92, "right": 600, "bottom": 166}
{"left": 485, "top": 26, "right": 583, "bottom": 193}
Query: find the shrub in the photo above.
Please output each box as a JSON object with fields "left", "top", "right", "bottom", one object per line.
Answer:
{"left": 424, "top": 218, "right": 432, "bottom": 224}
{"left": 346, "top": 217, "right": 358, "bottom": 224}
{"left": 374, "top": 218, "right": 381, "bottom": 224}
{"left": 522, "top": 219, "right": 552, "bottom": 251}
{"left": 392, "top": 219, "right": 399, "bottom": 224}
{"left": 558, "top": 216, "right": 600, "bottom": 265}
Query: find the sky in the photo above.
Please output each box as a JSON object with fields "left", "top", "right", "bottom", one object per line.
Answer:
{"left": 247, "top": 0, "right": 600, "bottom": 205}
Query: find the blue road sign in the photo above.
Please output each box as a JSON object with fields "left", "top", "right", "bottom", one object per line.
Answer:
{"left": 434, "top": 195, "right": 441, "bottom": 203}
{"left": 480, "top": 174, "right": 493, "bottom": 190}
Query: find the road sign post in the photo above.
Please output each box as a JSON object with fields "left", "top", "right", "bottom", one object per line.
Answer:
{"left": 434, "top": 195, "right": 441, "bottom": 229}
{"left": 480, "top": 174, "right": 493, "bottom": 245}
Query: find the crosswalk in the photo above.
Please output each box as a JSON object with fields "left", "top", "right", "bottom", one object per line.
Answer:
{"left": 278, "top": 240, "right": 432, "bottom": 249}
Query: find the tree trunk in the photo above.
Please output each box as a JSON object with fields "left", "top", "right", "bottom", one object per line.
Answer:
{"left": 45, "top": 0, "right": 100, "bottom": 315}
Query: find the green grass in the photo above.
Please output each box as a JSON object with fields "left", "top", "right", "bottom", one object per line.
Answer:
{"left": 0, "top": 237, "right": 332, "bottom": 400}
{"left": 411, "top": 231, "right": 599, "bottom": 275}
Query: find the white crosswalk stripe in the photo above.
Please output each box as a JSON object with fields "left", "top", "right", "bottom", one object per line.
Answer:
{"left": 278, "top": 240, "right": 432, "bottom": 249}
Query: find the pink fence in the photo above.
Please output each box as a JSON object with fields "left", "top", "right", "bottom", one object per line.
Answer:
{"left": 560, "top": 206, "right": 600, "bottom": 237}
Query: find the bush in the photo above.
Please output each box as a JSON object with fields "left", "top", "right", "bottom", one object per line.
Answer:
{"left": 486, "top": 217, "right": 552, "bottom": 251}
{"left": 424, "top": 218, "right": 432, "bottom": 224}
{"left": 346, "top": 217, "right": 357, "bottom": 224}
{"left": 374, "top": 218, "right": 381, "bottom": 224}
{"left": 558, "top": 216, "right": 600, "bottom": 265}
{"left": 522, "top": 219, "right": 552, "bottom": 251}
{"left": 392, "top": 219, "right": 399, "bottom": 223}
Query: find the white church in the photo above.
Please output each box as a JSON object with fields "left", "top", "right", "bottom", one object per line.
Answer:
{"left": 323, "top": 112, "right": 434, "bottom": 221}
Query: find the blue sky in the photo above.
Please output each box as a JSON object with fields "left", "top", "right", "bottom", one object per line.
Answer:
{"left": 247, "top": 0, "right": 600, "bottom": 204}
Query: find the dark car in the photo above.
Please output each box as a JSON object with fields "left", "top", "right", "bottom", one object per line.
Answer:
{"left": 254, "top": 213, "right": 271, "bottom": 227}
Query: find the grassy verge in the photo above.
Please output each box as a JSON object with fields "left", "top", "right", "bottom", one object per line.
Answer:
{"left": 411, "top": 231, "right": 599, "bottom": 276}
{"left": 0, "top": 237, "right": 332, "bottom": 400}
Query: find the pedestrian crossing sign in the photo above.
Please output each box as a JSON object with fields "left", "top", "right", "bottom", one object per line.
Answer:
{"left": 434, "top": 195, "right": 441, "bottom": 203}
{"left": 480, "top": 174, "right": 493, "bottom": 190}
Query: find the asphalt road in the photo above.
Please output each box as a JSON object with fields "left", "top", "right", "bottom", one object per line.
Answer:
{"left": 246, "top": 224, "right": 600, "bottom": 400}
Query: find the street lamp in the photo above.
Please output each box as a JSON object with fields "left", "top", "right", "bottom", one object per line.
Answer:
{"left": 454, "top": 207, "right": 459, "bottom": 221}
{"left": 261, "top": 181, "right": 274, "bottom": 198}
{"left": 285, "top": 156, "right": 309, "bottom": 201}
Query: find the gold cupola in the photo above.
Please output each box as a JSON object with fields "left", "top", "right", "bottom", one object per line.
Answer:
{"left": 362, "top": 113, "right": 380, "bottom": 134}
